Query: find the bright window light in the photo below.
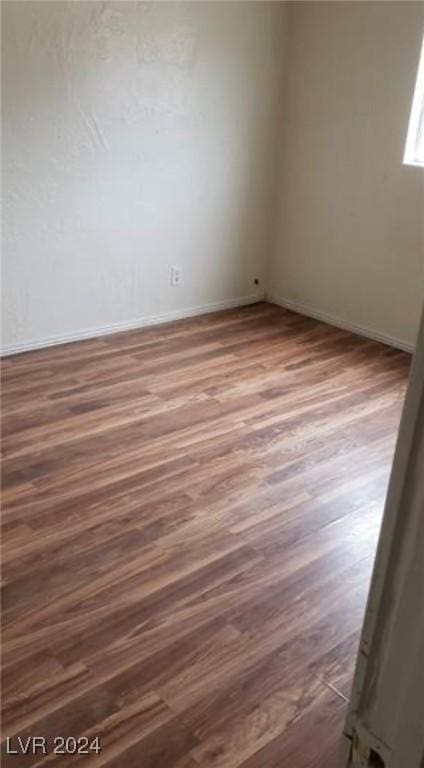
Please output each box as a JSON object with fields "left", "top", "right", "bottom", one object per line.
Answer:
{"left": 404, "top": 35, "right": 424, "bottom": 167}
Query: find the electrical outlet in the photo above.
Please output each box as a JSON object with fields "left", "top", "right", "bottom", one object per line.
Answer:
{"left": 171, "top": 266, "right": 182, "bottom": 287}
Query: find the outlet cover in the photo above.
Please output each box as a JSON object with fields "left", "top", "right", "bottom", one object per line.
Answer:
{"left": 171, "top": 266, "right": 182, "bottom": 286}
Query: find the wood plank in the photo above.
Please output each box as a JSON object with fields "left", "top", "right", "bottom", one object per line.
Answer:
{"left": 1, "top": 303, "right": 408, "bottom": 766}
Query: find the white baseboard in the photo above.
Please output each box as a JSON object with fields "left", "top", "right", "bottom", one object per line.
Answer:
{"left": 267, "top": 293, "right": 415, "bottom": 353}
{"left": 2, "top": 293, "right": 264, "bottom": 356}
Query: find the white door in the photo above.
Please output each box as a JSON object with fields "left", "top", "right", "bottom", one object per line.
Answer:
{"left": 341, "top": 307, "right": 424, "bottom": 768}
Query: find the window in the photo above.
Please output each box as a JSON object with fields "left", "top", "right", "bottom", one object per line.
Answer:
{"left": 404, "top": 36, "right": 424, "bottom": 167}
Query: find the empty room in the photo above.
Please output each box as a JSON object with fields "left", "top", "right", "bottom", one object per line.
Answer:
{"left": 1, "top": 1, "right": 424, "bottom": 767}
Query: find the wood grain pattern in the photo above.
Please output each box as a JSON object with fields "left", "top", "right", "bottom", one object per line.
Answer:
{"left": 1, "top": 302, "right": 409, "bottom": 767}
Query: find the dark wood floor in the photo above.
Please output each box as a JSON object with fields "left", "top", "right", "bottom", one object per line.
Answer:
{"left": 1, "top": 302, "right": 410, "bottom": 768}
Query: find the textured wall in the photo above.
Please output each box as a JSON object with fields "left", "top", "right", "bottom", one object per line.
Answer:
{"left": 269, "top": 1, "right": 424, "bottom": 350}
{"left": 2, "top": 1, "right": 287, "bottom": 351}
{"left": 4, "top": 1, "right": 422, "bottom": 354}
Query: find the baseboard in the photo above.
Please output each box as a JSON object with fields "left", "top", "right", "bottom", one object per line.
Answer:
{"left": 267, "top": 293, "right": 415, "bottom": 353}
{"left": 2, "top": 293, "right": 263, "bottom": 356}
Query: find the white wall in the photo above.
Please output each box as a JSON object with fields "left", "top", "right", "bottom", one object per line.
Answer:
{"left": 269, "top": 1, "right": 424, "bottom": 351}
{"left": 1, "top": 1, "right": 287, "bottom": 353}
{"left": 3, "top": 2, "right": 423, "bottom": 355}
